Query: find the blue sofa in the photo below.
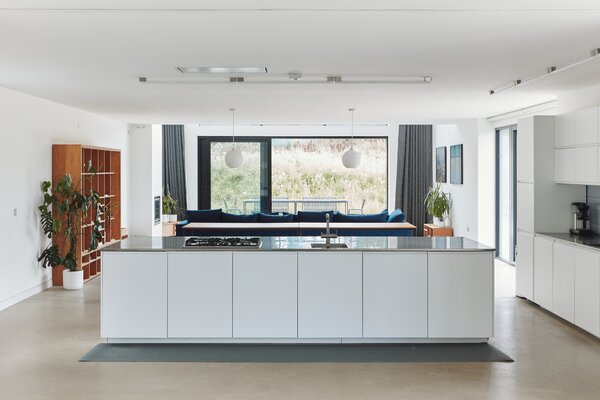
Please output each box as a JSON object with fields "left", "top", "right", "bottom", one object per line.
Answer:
{"left": 176, "top": 208, "right": 414, "bottom": 237}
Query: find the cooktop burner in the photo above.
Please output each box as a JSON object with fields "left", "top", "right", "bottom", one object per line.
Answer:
{"left": 184, "top": 237, "right": 261, "bottom": 248}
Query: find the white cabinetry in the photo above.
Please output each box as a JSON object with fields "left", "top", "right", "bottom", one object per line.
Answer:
{"left": 574, "top": 247, "right": 600, "bottom": 336}
{"left": 555, "top": 112, "right": 574, "bottom": 147}
{"left": 101, "top": 252, "right": 168, "bottom": 338}
{"left": 233, "top": 252, "right": 297, "bottom": 338}
{"left": 552, "top": 242, "right": 575, "bottom": 322}
{"left": 516, "top": 182, "right": 534, "bottom": 233}
{"left": 533, "top": 236, "right": 554, "bottom": 310}
{"left": 516, "top": 231, "right": 534, "bottom": 299}
{"left": 517, "top": 116, "right": 534, "bottom": 183}
{"left": 363, "top": 252, "right": 427, "bottom": 338}
{"left": 168, "top": 252, "right": 232, "bottom": 338}
{"left": 427, "top": 252, "right": 493, "bottom": 338}
{"left": 554, "top": 148, "right": 574, "bottom": 183}
{"left": 298, "top": 252, "right": 362, "bottom": 338}
{"left": 574, "top": 107, "right": 599, "bottom": 145}
{"left": 573, "top": 146, "right": 598, "bottom": 184}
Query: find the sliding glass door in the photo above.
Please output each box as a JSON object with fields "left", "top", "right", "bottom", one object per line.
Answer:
{"left": 496, "top": 126, "right": 517, "bottom": 264}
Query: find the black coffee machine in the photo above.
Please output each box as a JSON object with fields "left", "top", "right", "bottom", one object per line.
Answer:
{"left": 570, "top": 202, "right": 594, "bottom": 236}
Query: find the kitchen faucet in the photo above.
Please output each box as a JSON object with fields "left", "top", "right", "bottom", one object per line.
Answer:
{"left": 320, "top": 213, "right": 338, "bottom": 249}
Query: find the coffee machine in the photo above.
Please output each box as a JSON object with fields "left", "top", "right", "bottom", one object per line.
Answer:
{"left": 570, "top": 202, "right": 594, "bottom": 236}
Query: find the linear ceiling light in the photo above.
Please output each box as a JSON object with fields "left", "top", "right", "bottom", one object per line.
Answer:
{"left": 138, "top": 75, "right": 432, "bottom": 85}
{"left": 489, "top": 48, "right": 600, "bottom": 95}
{"left": 177, "top": 67, "right": 268, "bottom": 74}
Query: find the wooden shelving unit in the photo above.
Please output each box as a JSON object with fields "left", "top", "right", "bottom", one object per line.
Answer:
{"left": 52, "top": 145, "right": 122, "bottom": 286}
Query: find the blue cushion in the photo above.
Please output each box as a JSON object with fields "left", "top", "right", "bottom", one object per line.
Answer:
{"left": 387, "top": 209, "right": 406, "bottom": 223}
{"left": 222, "top": 212, "right": 258, "bottom": 223}
{"left": 297, "top": 210, "right": 335, "bottom": 222}
{"left": 186, "top": 209, "right": 222, "bottom": 223}
{"left": 335, "top": 210, "right": 389, "bottom": 223}
{"left": 257, "top": 212, "right": 294, "bottom": 223}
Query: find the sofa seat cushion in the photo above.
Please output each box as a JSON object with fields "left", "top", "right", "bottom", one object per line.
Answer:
{"left": 257, "top": 212, "right": 294, "bottom": 223}
{"left": 387, "top": 209, "right": 406, "bottom": 223}
{"left": 297, "top": 210, "right": 335, "bottom": 222}
{"left": 222, "top": 212, "right": 258, "bottom": 223}
{"left": 186, "top": 209, "right": 222, "bottom": 223}
{"left": 335, "top": 210, "right": 388, "bottom": 223}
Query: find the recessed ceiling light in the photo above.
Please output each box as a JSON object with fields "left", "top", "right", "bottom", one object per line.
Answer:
{"left": 177, "top": 67, "right": 268, "bottom": 74}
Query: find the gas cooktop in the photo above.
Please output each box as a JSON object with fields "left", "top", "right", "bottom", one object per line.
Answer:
{"left": 184, "top": 237, "right": 261, "bottom": 248}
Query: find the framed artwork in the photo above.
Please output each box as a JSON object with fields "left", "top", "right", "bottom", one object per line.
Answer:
{"left": 436, "top": 147, "right": 447, "bottom": 183}
{"left": 450, "top": 144, "right": 463, "bottom": 184}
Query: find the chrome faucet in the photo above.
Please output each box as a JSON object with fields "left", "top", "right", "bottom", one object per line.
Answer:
{"left": 320, "top": 213, "right": 338, "bottom": 248}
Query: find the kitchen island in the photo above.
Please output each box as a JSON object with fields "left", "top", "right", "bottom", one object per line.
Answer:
{"left": 100, "top": 236, "right": 494, "bottom": 343}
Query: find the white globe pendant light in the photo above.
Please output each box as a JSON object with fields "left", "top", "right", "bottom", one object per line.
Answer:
{"left": 342, "top": 108, "right": 361, "bottom": 168}
{"left": 225, "top": 108, "right": 243, "bottom": 168}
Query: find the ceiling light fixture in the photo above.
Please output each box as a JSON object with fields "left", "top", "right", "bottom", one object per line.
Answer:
{"left": 138, "top": 75, "right": 432, "bottom": 85}
{"left": 342, "top": 108, "right": 362, "bottom": 169}
{"left": 489, "top": 48, "right": 600, "bottom": 95}
{"left": 224, "top": 108, "right": 243, "bottom": 168}
{"left": 177, "top": 67, "right": 268, "bottom": 74}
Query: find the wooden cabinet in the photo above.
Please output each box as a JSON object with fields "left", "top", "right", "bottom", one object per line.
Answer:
{"left": 534, "top": 236, "right": 554, "bottom": 310}
{"left": 233, "top": 252, "right": 297, "bottom": 338}
{"left": 427, "top": 252, "right": 493, "bottom": 338}
{"left": 574, "top": 247, "right": 600, "bottom": 336}
{"left": 101, "top": 252, "right": 167, "bottom": 338}
{"left": 363, "top": 253, "right": 427, "bottom": 338}
{"left": 554, "top": 148, "right": 574, "bottom": 183}
{"left": 516, "top": 231, "right": 534, "bottom": 299}
{"left": 517, "top": 182, "right": 534, "bottom": 233}
{"left": 552, "top": 242, "right": 575, "bottom": 322}
{"left": 52, "top": 144, "right": 122, "bottom": 285}
{"left": 298, "top": 252, "right": 362, "bottom": 338}
{"left": 573, "top": 146, "right": 598, "bottom": 184}
{"left": 574, "top": 107, "right": 599, "bottom": 145}
{"left": 555, "top": 112, "right": 575, "bottom": 147}
{"left": 517, "top": 116, "right": 535, "bottom": 183}
{"left": 423, "top": 224, "right": 454, "bottom": 237}
{"left": 167, "top": 252, "right": 233, "bottom": 338}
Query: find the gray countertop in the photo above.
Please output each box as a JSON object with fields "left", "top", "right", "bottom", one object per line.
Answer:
{"left": 102, "top": 236, "right": 494, "bottom": 252}
{"left": 536, "top": 232, "right": 600, "bottom": 249}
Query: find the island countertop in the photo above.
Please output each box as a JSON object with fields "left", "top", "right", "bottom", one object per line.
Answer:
{"left": 101, "top": 235, "right": 494, "bottom": 252}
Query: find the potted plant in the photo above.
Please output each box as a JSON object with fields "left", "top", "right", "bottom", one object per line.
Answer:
{"left": 162, "top": 191, "right": 179, "bottom": 223}
{"left": 424, "top": 183, "right": 452, "bottom": 227}
{"left": 38, "top": 174, "right": 105, "bottom": 290}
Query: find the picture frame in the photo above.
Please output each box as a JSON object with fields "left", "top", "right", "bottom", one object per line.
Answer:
{"left": 436, "top": 146, "right": 447, "bottom": 183}
{"left": 450, "top": 144, "right": 463, "bottom": 184}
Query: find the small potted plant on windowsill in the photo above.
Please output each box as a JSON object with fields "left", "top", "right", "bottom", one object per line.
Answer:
{"left": 424, "top": 183, "right": 452, "bottom": 227}
{"left": 162, "top": 191, "right": 180, "bottom": 223}
{"left": 38, "top": 174, "right": 105, "bottom": 290}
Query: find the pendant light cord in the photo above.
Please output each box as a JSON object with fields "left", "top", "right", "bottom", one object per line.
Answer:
{"left": 349, "top": 108, "right": 356, "bottom": 148}
{"left": 230, "top": 108, "right": 236, "bottom": 147}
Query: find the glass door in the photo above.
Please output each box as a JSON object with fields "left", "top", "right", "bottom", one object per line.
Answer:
{"left": 496, "top": 126, "right": 517, "bottom": 264}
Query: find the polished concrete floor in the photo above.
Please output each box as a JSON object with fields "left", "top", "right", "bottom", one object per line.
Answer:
{"left": 0, "top": 261, "right": 598, "bottom": 400}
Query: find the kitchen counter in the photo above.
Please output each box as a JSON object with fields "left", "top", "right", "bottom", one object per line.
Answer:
{"left": 102, "top": 235, "right": 494, "bottom": 252}
{"left": 536, "top": 232, "right": 600, "bottom": 249}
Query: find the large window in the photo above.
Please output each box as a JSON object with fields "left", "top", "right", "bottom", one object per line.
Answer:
{"left": 198, "top": 137, "right": 387, "bottom": 214}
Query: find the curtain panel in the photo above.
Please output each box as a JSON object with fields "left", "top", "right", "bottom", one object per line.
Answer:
{"left": 162, "top": 125, "right": 187, "bottom": 217}
{"left": 396, "top": 125, "right": 433, "bottom": 236}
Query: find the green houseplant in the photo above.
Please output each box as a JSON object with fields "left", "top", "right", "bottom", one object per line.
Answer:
{"left": 424, "top": 183, "right": 452, "bottom": 226}
{"left": 38, "top": 174, "right": 105, "bottom": 290}
{"left": 162, "top": 191, "right": 180, "bottom": 222}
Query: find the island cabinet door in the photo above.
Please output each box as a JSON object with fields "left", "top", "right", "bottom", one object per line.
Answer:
{"left": 168, "top": 252, "right": 233, "bottom": 338}
{"left": 101, "top": 252, "right": 168, "bottom": 338}
{"left": 233, "top": 252, "right": 298, "bottom": 338}
{"left": 574, "top": 247, "right": 600, "bottom": 337}
{"left": 427, "top": 252, "right": 494, "bottom": 339}
{"left": 298, "top": 252, "right": 362, "bottom": 338}
{"left": 363, "top": 252, "right": 427, "bottom": 338}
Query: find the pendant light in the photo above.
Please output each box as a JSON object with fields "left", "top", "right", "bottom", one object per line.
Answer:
{"left": 342, "top": 108, "right": 361, "bottom": 168}
{"left": 224, "top": 108, "right": 243, "bottom": 168}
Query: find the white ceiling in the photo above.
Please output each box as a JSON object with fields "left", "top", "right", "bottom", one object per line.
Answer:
{"left": 1, "top": 0, "right": 600, "bottom": 124}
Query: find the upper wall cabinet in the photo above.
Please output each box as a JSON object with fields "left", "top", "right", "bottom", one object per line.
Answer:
{"left": 555, "top": 112, "right": 575, "bottom": 147}
{"left": 574, "top": 107, "right": 599, "bottom": 145}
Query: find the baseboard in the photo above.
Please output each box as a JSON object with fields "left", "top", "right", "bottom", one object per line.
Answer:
{"left": 0, "top": 279, "right": 53, "bottom": 312}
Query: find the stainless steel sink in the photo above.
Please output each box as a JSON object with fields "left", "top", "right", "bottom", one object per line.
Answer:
{"left": 310, "top": 243, "right": 348, "bottom": 249}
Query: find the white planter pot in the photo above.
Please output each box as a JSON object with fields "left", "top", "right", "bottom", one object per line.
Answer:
{"left": 168, "top": 214, "right": 177, "bottom": 223}
{"left": 161, "top": 215, "right": 169, "bottom": 223}
{"left": 63, "top": 269, "right": 84, "bottom": 291}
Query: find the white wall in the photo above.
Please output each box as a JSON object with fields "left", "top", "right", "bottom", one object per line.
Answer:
{"left": 183, "top": 124, "right": 399, "bottom": 212}
{"left": 0, "top": 86, "right": 128, "bottom": 311}
{"left": 477, "top": 119, "right": 496, "bottom": 247}
{"left": 128, "top": 124, "right": 162, "bottom": 237}
{"left": 556, "top": 83, "right": 600, "bottom": 113}
{"left": 433, "top": 121, "right": 480, "bottom": 241}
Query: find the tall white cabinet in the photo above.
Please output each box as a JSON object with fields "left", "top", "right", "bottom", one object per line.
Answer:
{"left": 516, "top": 116, "right": 585, "bottom": 299}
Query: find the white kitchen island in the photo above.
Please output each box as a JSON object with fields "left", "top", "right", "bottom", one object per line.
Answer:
{"left": 100, "top": 236, "right": 495, "bottom": 343}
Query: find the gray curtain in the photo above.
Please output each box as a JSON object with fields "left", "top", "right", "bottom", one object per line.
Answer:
{"left": 163, "top": 125, "right": 187, "bottom": 217}
{"left": 396, "top": 125, "right": 433, "bottom": 236}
